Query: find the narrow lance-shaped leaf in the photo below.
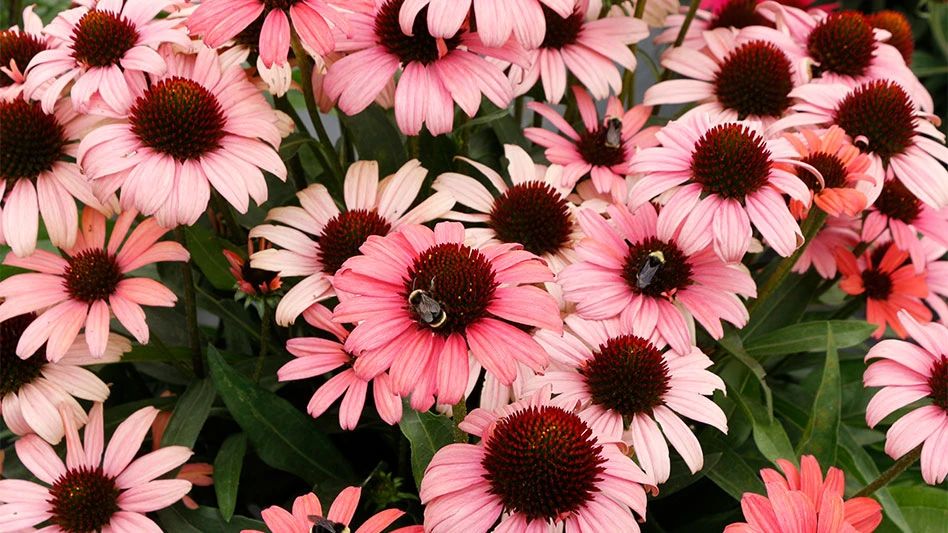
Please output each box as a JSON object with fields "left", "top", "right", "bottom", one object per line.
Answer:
{"left": 214, "top": 433, "right": 247, "bottom": 522}
{"left": 796, "top": 323, "right": 841, "bottom": 466}
{"left": 744, "top": 320, "right": 877, "bottom": 359}
{"left": 398, "top": 399, "right": 455, "bottom": 488}
{"left": 161, "top": 378, "right": 217, "bottom": 449}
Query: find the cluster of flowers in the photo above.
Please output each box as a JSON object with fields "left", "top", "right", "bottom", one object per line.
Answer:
{"left": 0, "top": 0, "right": 946, "bottom": 530}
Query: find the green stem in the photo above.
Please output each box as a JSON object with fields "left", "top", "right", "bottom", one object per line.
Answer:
{"left": 748, "top": 208, "right": 829, "bottom": 315}
{"left": 175, "top": 228, "right": 205, "bottom": 378}
{"left": 453, "top": 397, "right": 468, "bottom": 443}
{"left": 289, "top": 31, "right": 343, "bottom": 183}
{"left": 619, "top": 0, "right": 648, "bottom": 107}
{"left": 253, "top": 301, "right": 271, "bottom": 383}
{"left": 853, "top": 444, "right": 923, "bottom": 498}
{"left": 407, "top": 135, "right": 420, "bottom": 159}
{"left": 514, "top": 96, "right": 524, "bottom": 126}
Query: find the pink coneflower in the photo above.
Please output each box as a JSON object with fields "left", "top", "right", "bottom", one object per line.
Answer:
{"left": 864, "top": 311, "right": 948, "bottom": 485}
{"left": 504, "top": 1, "right": 648, "bottom": 104}
{"left": 0, "top": 6, "right": 50, "bottom": 102}
{"left": 628, "top": 111, "right": 809, "bottom": 262}
{"left": 835, "top": 241, "right": 931, "bottom": 338}
{"left": 557, "top": 202, "right": 756, "bottom": 354}
{"left": 279, "top": 303, "right": 403, "bottom": 429}
{"left": 724, "top": 455, "right": 883, "bottom": 532}
{"left": 792, "top": 215, "right": 860, "bottom": 279}
{"left": 324, "top": 0, "right": 527, "bottom": 135}
{"left": 862, "top": 176, "right": 948, "bottom": 271}
{"left": 529, "top": 314, "right": 727, "bottom": 483}
{"left": 0, "top": 206, "right": 189, "bottom": 360}
{"left": 23, "top": 0, "right": 192, "bottom": 116}
{"left": 0, "top": 402, "right": 193, "bottom": 532}
{"left": 420, "top": 386, "right": 655, "bottom": 532}
{"left": 1, "top": 313, "right": 130, "bottom": 444}
{"left": 332, "top": 221, "right": 562, "bottom": 411}
{"left": 526, "top": 86, "right": 659, "bottom": 200}
{"left": 864, "top": 10, "right": 914, "bottom": 65}
{"left": 77, "top": 45, "right": 287, "bottom": 228}
{"left": 0, "top": 95, "right": 110, "bottom": 257}
{"left": 433, "top": 144, "right": 582, "bottom": 272}
{"left": 242, "top": 487, "right": 411, "bottom": 533}
{"left": 249, "top": 159, "right": 453, "bottom": 325}
{"left": 779, "top": 81, "right": 948, "bottom": 209}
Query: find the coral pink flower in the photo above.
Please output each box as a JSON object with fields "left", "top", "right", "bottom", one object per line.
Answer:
{"left": 529, "top": 315, "right": 727, "bottom": 483}
{"left": 557, "top": 202, "right": 756, "bottom": 354}
{"left": 0, "top": 206, "right": 189, "bottom": 360}
{"left": 433, "top": 144, "right": 582, "bottom": 272}
{"left": 241, "top": 487, "right": 409, "bottom": 533}
{"left": 420, "top": 386, "right": 655, "bottom": 532}
{"left": 778, "top": 81, "right": 948, "bottom": 209}
{"left": 505, "top": 1, "right": 648, "bottom": 104}
{"left": 628, "top": 111, "right": 809, "bottom": 262}
{"left": 77, "top": 46, "right": 287, "bottom": 228}
{"left": 23, "top": 0, "right": 191, "bottom": 116}
{"left": 332, "top": 221, "right": 562, "bottom": 412}
{"left": 0, "top": 96, "right": 110, "bottom": 257}
{"left": 223, "top": 238, "right": 283, "bottom": 297}
{"left": 324, "top": 0, "right": 527, "bottom": 135}
{"left": 0, "top": 403, "right": 193, "bottom": 533}
{"left": 279, "top": 303, "right": 403, "bottom": 429}
{"left": 862, "top": 176, "right": 948, "bottom": 271}
{"left": 792, "top": 215, "right": 860, "bottom": 279}
{"left": 835, "top": 241, "right": 931, "bottom": 338}
{"left": 1, "top": 313, "right": 130, "bottom": 444}
{"left": 0, "top": 6, "right": 50, "bottom": 102}
{"left": 249, "top": 159, "right": 453, "bottom": 325}
{"left": 724, "top": 455, "right": 883, "bottom": 533}
{"left": 526, "top": 86, "right": 659, "bottom": 200}
{"left": 864, "top": 311, "right": 948, "bottom": 485}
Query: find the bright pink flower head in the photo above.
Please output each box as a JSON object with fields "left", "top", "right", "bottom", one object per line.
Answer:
{"left": 332, "top": 221, "right": 562, "bottom": 412}
{"left": 420, "top": 386, "right": 655, "bottom": 532}
{"left": 557, "top": 202, "right": 757, "bottom": 354}
{"left": 0, "top": 95, "right": 112, "bottom": 257}
{"left": 529, "top": 314, "right": 727, "bottom": 484}
{"left": 835, "top": 241, "right": 931, "bottom": 338}
{"left": 1, "top": 314, "right": 130, "bottom": 444}
{"left": 279, "top": 303, "right": 403, "bottom": 429}
{"left": 77, "top": 46, "right": 287, "bottom": 228}
{"left": 242, "top": 486, "right": 409, "bottom": 533}
{"left": 324, "top": 0, "right": 528, "bottom": 135}
{"left": 526, "top": 86, "right": 659, "bottom": 200}
{"left": 249, "top": 159, "right": 453, "bottom": 326}
{"left": 23, "top": 0, "right": 192, "bottom": 116}
{"left": 791, "top": 214, "right": 860, "bottom": 279}
{"left": 629, "top": 111, "right": 809, "bottom": 262}
{"left": 862, "top": 176, "right": 948, "bottom": 272}
{"left": 864, "top": 311, "right": 948, "bottom": 485}
{"left": 0, "top": 206, "right": 189, "bottom": 360}
{"left": 0, "top": 6, "right": 50, "bottom": 102}
{"left": 0, "top": 402, "right": 193, "bottom": 532}
{"left": 724, "top": 455, "right": 883, "bottom": 533}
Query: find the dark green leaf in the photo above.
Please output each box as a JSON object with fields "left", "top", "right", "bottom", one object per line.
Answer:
{"left": 337, "top": 106, "right": 407, "bottom": 176}
{"left": 398, "top": 400, "right": 454, "bottom": 488}
{"left": 184, "top": 225, "right": 241, "bottom": 291}
{"left": 161, "top": 378, "right": 217, "bottom": 449}
{"left": 743, "top": 270, "right": 821, "bottom": 340}
{"left": 157, "top": 503, "right": 265, "bottom": 533}
{"left": 207, "top": 347, "right": 355, "bottom": 499}
{"left": 889, "top": 486, "right": 948, "bottom": 533}
{"left": 718, "top": 330, "right": 774, "bottom": 416}
{"left": 796, "top": 324, "right": 841, "bottom": 466}
{"left": 418, "top": 129, "right": 459, "bottom": 182}
{"left": 214, "top": 433, "right": 247, "bottom": 522}
{"left": 838, "top": 426, "right": 911, "bottom": 533}
{"left": 123, "top": 345, "right": 191, "bottom": 363}
{"left": 744, "top": 320, "right": 876, "bottom": 359}
{"left": 703, "top": 433, "right": 767, "bottom": 500}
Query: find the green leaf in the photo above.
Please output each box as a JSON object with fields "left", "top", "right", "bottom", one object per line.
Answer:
{"left": 704, "top": 433, "right": 767, "bottom": 500}
{"left": 207, "top": 346, "right": 355, "bottom": 499}
{"left": 744, "top": 320, "right": 876, "bottom": 359}
{"left": 418, "top": 129, "right": 459, "bottom": 181}
{"left": 718, "top": 330, "right": 774, "bottom": 416}
{"left": 337, "top": 106, "right": 408, "bottom": 176}
{"left": 123, "top": 345, "right": 191, "bottom": 363}
{"left": 889, "top": 486, "right": 948, "bottom": 533}
{"left": 156, "top": 504, "right": 265, "bottom": 533}
{"left": 837, "top": 426, "right": 912, "bottom": 533}
{"left": 796, "top": 324, "right": 841, "bottom": 466}
{"left": 184, "top": 225, "right": 241, "bottom": 291}
{"left": 743, "top": 270, "right": 821, "bottom": 340}
{"left": 398, "top": 400, "right": 454, "bottom": 488}
{"left": 161, "top": 378, "right": 217, "bottom": 449}
{"left": 214, "top": 433, "right": 247, "bottom": 522}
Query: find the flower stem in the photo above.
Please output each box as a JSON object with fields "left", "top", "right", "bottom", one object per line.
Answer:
{"left": 853, "top": 444, "right": 923, "bottom": 498}
{"left": 175, "top": 227, "right": 205, "bottom": 378}
{"left": 253, "top": 300, "right": 271, "bottom": 384}
{"left": 453, "top": 397, "right": 468, "bottom": 444}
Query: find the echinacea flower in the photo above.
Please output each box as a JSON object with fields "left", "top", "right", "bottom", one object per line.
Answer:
{"left": 0, "top": 6, "right": 50, "bottom": 102}
{"left": 0, "top": 95, "right": 111, "bottom": 257}
{"left": 324, "top": 0, "right": 528, "bottom": 135}
{"left": 835, "top": 241, "right": 931, "bottom": 338}
{"left": 864, "top": 10, "right": 913, "bottom": 65}
{"left": 332, "top": 221, "right": 562, "bottom": 412}
{"left": 0, "top": 402, "right": 193, "bottom": 533}
{"left": 249, "top": 159, "right": 453, "bottom": 325}
{"left": 0, "top": 206, "right": 189, "bottom": 360}
{"left": 557, "top": 202, "right": 756, "bottom": 354}
{"left": 529, "top": 314, "right": 728, "bottom": 483}
{"left": 862, "top": 176, "right": 948, "bottom": 271}
{"left": 1, "top": 313, "right": 130, "bottom": 444}
{"left": 791, "top": 214, "right": 860, "bottom": 279}
{"left": 279, "top": 303, "right": 403, "bottom": 429}
{"left": 526, "top": 86, "right": 659, "bottom": 200}
{"left": 241, "top": 487, "right": 410, "bottom": 533}
{"left": 23, "top": 0, "right": 192, "bottom": 116}
{"left": 420, "top": 386, "right": 656, "bottom": 532}
{"left": 77, "top": 45, "right": 287, "bottom": 228}
{"left": 628, "top": 111, "right": 809, "bottom": 262}
{"left": 724, "top": 455, "right": 883, "bottom": 532}
{"left": 864, "top": 310, "right": 948, "bottom": 485}
{"left": 655, "top": 0, "right": 776, "bottom": 50}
